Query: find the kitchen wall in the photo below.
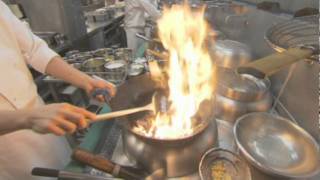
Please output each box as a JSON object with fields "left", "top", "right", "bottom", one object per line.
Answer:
{"left": 236, "top": 0, "right": 319, "bottom": 13}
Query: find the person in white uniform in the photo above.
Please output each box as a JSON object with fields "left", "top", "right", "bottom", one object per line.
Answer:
{"left": 124, "top": 0, "right": 161, "bottom": 56}
{"left": 0, "top": 1, "right": 116, "bottom": 180}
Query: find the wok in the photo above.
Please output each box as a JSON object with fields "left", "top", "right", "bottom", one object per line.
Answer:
{"left": 109, "top": 75, "right": 218, "bottom": 177}
{"left": 237, "top": 15, "right": 319, "bottom": 79}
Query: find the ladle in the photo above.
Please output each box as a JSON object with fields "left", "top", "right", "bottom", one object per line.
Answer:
{"left": 93, "top": 92, "right": 167, "bottom": 122}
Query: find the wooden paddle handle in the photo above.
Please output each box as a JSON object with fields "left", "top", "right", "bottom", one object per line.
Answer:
{"left": 237, "top": 47, "right": 314, "bottom": 78}
{"left": 94, "top": 105, "right": 151, "bottom": 122}
{"left": 72, "top": 149, "right": 140, "bottom": 180}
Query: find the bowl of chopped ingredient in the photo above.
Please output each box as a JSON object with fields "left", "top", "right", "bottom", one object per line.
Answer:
{"left": 199, "top": 148, "right": 251, "bottom": 180}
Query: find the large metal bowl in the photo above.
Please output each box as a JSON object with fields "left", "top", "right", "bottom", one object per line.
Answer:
{"left": 234, "top": 112, "right": 320, "bottom": 178}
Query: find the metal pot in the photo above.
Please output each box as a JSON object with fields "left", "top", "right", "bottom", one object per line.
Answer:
{"left": 93, "top": 48, "right": 113, "bottom": 57}
{"left": 82, "top": 58, "right": 106, "bottom": 72}
{"left": 214, "top": 91, "right": 272, "bottom": 124}
{"left": 121, "top": 91, "right": 218, "bottom": 177}
{"left": 210, "top": 40, "right": 252, "bottom": 69}
{"left": 123, "top": 120, "right": 217, "bottom": 177}
{"left": 216, "top": 68, "right": 271, "bottom": 102}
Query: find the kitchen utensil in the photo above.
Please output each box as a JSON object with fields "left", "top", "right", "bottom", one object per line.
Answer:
{"left": 114, "top": 48, "right": 133, "bottom": 62}
{"left": 237, "top": 15, "right": 319, "bottom": 79}
{"left": 91, "top": 88, "right": 112, "bottom": 104}
{"left": 199, "top": 148, "right": 251, "bottom": 180}
{"left": 135, "top": 33, "right": 161, "bottom": 43}
{"left": 120, "top": 90, "right": 217, "bottom": 177}
{"left": 72, "top": 149, "right": 165, "bottom": 180}
{"left": 31, "top": 167, "right": 116, "bottom": 180}
{"left": 72, "top": 149, "right": 144, "bottom": 180}
{"left": 93, "top": 91, "right": 167, "bottom": 122}
{"left": 210, "top": 40, "right": 252, "bottom": 69}
{"left": 216, "top": 68, "right": 271, "bottom": 102}
{"left": 104, "top": 60, "right": 128, "bottom": 85}
{"left": 234, "top": 112, "right": 320, "bottom": 178}
{"left": 93, "top": 48, "right": 114, "bottom": 58}
{"left": 123, "top": 119, "right": 217, "bottom": 177}
{"left": 82, "top": 58, "right": 106, "bottom": 73}
{"left": 214, "top": 91, "right": 272, "bottom": 123}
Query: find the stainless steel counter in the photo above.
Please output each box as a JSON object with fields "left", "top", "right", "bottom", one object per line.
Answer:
{"left": 79, "top": 75, "right": 320, "bottom": 180}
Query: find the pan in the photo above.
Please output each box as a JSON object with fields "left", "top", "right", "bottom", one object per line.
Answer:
{"left": 237, "top": 15, "right": 318, "bottom": 79}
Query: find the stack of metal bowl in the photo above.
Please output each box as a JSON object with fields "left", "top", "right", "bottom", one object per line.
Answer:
{"left": 210, "top": 40, "right": 272, "bottom": 124}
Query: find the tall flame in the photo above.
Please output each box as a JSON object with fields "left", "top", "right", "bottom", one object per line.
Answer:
{"left": 135, "top": 3, "right": 215, "bottom": 139}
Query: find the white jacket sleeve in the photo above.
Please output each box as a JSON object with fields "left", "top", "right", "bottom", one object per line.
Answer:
{"left": 137, "top": 0, "right": 161, "bottom": 20}
{"left": 0, "top": 1, "right": 58, "bottom": 74}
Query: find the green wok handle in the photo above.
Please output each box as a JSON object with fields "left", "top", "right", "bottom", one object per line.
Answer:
{"left": 237, "top": 47, "right": 314, "bottom": 78}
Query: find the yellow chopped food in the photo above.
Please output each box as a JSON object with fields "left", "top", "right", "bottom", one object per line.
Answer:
{"left": 211, "top": 161, "right": 232, "bottom": 180}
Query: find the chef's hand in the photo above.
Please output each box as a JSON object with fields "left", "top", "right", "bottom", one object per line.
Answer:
{"left": 26, "top": 103, "right": 96, "bottom": 136}
{"left": 84, "top": 78, "right": 116, "bottom": 102}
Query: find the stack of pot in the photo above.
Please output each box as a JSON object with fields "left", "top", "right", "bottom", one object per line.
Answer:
{"left": 210, "top": 40, "right": 273, "bottom": 124}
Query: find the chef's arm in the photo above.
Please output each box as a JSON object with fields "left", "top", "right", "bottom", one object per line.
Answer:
{"left": 1, "top": 3, "right": 116, "bottom": 97}
{"left": 138, "top": 0, "right": 161, "bottom": 20}
{"left": 0, "top": 103, "right": 96, "bottom": 136}
{"left": 44, "top": 56, "right": 115, "bottom": 96}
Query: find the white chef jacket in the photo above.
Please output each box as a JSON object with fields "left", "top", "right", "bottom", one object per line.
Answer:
{"left": 124, "top": 0, "right": 160, "bottom": 56}
{"left": 0, "top": 1, "right": 71, "bottom": 180}
{"left": 124, "top": 0, "right": 160, "bottom": 29}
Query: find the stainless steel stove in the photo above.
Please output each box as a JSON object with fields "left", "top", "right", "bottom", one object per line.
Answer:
{"left": 85, "top": 119, "right": 235, "bottom": 180}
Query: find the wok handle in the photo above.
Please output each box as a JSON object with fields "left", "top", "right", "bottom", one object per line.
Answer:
{"left": 72, "top": 148, "right": 140, "bottom": 180}
{"left": 94, "top": 105, "right": 151, "bottom": 122}
{"left": 237, "top": 47, "right": 314, "bottom": 78}
{"left": 147, "top": 49, "right": 168, "bottom": 60}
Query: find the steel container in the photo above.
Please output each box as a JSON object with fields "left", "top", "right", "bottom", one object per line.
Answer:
{"left": 122, "top": 119, "right": 218, "bottom": 177}
{"left": 82, "top": 57, "right": 106, "bottom": 72}
{"left": 210, "top": 40, "right": 252, "bottom": 69}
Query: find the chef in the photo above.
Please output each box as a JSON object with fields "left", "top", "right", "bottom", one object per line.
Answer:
{"left": 0, "top": 1, "right": 115, "bottom": 180}
{"left": 124, "top": 0, "right": 161, "bottom": 56}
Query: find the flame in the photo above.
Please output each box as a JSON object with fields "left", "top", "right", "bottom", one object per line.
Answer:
{"left": 134, "top": 2, "right": 216, "bottom": 139}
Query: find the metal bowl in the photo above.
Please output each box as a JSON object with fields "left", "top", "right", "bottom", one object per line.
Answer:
{"left": 210, "top": 40, "right": 252, "bottom": 69}
{"left": 199, "top": 148, "right": 251, "bottom": 180}
{"left": 82, "top": 58, "right": 106, "bottom": 72}
{"left": 234, "top": 112, "right": 320, "bottom": 178}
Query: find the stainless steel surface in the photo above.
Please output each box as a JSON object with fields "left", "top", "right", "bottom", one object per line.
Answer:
{"left": 199, "top": 148, "right": 251, "bottom": 180}
{"left": 82, "top": 58, "right": 106, "bottom": 72}
{"left": 216, "top": 68, "right": 271, "bottom": 102}
{"left": 216, "top": 119, "right": 237, "bottom": 152}
{"left": 214, "top": 91, "right": 272, "bottom": 123}
{"left": 93, "top": 48, "right": 114, "bottom": 58}
{"left": 17, "top": 0, "right": 87, "bottom": 41}
{"left": 210, "top": 40, "right": 252, "bottom": 69}
{"left": 59, "top": 170, "right": 117, "bottom": 180}
{"left": 122, "top": 120, "right": 218, "bottom": 177}
{"left": 207, "top": 3, "right": 318, "bottom": 143}
{"left": 234, "top": 112, "right": 320, "bottom": 178}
